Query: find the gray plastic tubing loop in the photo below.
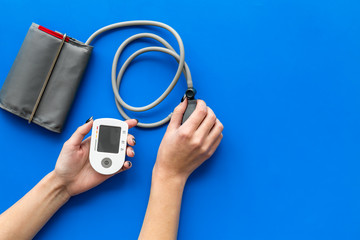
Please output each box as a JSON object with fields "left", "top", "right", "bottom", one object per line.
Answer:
{"left": 85, "top": 20, "right": 193, "bottom": 128}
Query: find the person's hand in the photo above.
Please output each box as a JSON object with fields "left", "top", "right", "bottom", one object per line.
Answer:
{"left": 53, "top": 118, "right": 138, "bottom": 197}
{"left": 154, "top": 99, "right": 223, "bottom": 182}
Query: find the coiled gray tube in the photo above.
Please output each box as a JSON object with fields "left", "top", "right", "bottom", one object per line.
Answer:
{"left": 85, "top": 20, "right": 193, "bottom": 128}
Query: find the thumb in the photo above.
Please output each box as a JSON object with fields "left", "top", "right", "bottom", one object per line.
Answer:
{"left": 168, "top": 98, "right": 187, "bottom": 130}
{"left": 68, "top": 118, "right": 94, "bottom": 146}
{"left": 125, "top": 119, "right": 138, "bottom": 129}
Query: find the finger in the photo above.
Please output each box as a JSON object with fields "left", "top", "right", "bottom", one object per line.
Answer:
{"left": 121, "top": 161, "right": 132, "bottom": 171}
{"left": 126, "top": 119, "right": 138, "bottom": 129}
{"left": 126, "top": 146, "right": 135, "bottom": 157}
{"left": 197, "top": 107, "right": 217, "bottom": 137}
{"left": 168, "top": 98, "right": 188, "bottom": 130}
{"left": 182, "top": 100, "right": 208, "bottom": 132}
{"left": 68, "top": 119, "right": 93, "bottom": 147}
{"left": 113, "top": 161, "right": 132, "bottom": 175}
{"left": 204, "top": 119, "right": 224, "bottom": 151}
{"left": 208, "top": 119, "right": 224, "bottom": 142}
{"left": 127, "top": 134, "right": 136, "bottom": 146}
{"left": 207, "top": 134, "right": 223, "bottom": 158}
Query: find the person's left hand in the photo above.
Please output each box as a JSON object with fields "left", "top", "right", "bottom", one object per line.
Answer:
{"left": 53, "top": 118, "right": 138, "bottom": 197}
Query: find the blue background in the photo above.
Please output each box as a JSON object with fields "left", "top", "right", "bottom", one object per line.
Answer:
{"left": 1, "top": 0, "right": 360, "bottom": 239}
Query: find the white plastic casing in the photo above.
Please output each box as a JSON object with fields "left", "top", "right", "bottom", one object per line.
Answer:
{"left": 89, "top": 118, "right": 128, "bottom": 175}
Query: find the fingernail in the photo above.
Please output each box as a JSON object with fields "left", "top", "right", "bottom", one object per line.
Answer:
{"left": 128, "top": 161, "right": 132, "bottom": 167}
{"left": 134, "top": 119, "right": 139, "bottom": 123}
{"left": 132, "top": 137, "right": 136, "bottom": 145}
{"left": 86, "top": 116, "right": 93, "bottom": 123}
{"left": 181, "top": 95, "right": 186, "bottom": 102}
{"left": 132, "top": 150, "right": 135, "bottom": 156}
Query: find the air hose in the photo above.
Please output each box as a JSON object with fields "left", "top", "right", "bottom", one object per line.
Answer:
{"left": 85, "top": 20, "right": 197, "bottom": 128}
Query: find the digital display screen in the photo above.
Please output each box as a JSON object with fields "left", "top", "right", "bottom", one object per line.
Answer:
{"left": 97, "top": 125, "right": 121, "bottom": 154}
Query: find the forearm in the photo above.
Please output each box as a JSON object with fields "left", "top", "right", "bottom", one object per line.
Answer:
{"left": 0, "top": 171, "right": 70, "bottom": 240}
{"left": 139, "top": 168, "right": 187, "bottom": 240}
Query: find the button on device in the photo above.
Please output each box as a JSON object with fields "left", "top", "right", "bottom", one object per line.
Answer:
{"left": 101, "top": 158, "right": 112, "bottom": 168}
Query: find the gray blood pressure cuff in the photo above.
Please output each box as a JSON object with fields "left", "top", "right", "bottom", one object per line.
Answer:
{"left": 0, "top": 23, "right": 92, "bottom": 133}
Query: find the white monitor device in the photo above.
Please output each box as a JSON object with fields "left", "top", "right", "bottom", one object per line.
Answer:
{"left": 89, "top": 118, "right": 128, "bottom": 175}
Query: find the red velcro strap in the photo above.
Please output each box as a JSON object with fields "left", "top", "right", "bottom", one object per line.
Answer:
{"left": 38, "top": 25, "right": 69, "bottom": 42}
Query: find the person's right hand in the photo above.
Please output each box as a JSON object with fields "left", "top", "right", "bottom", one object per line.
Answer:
{"left": 154, "top": 99, "right": 223, "bottom": 182}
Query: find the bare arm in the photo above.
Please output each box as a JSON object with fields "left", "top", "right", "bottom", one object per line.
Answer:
{"left": 139, "top": 171, "right": 186, "bottom": 240}
{"left": 0, "top": 118, "right": 138, "bottom": 240}
{"left": 0, "top": 172, "right": 69, "bottom": 239}
{"left": 139, "top": 100, "right": 224, "bottom": 240}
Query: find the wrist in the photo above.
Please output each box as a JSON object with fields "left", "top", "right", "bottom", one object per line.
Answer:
{"left": 152, "top": 165, "right": 188, "bottom": 189}
{"left": 43, "top": 171, "right": 71, "bottom": 203}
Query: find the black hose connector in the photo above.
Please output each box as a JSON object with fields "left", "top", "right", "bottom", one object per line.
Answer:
{"left": 181, "top": 88, "right": 197, "bottom": 124}
{"left": 185, "top": 88, "right": 196, "bottom": 99}
{"left": 181, "top": 88, "right": 197, "bottom": 102}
